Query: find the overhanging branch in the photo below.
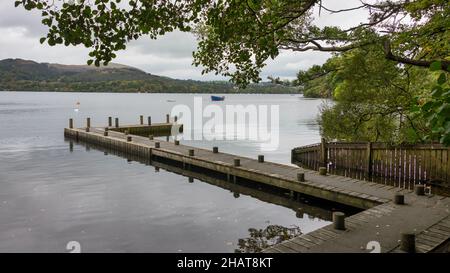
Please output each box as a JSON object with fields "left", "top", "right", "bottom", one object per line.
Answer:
{"left": 383, "top": 40, "right": 449, "bottom": 71}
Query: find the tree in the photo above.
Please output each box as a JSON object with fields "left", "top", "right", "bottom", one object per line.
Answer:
{"left": 16, "top": 0, "right": 449, "bottom": 85}
{"left": 412, "top": 63, "right": 450, "bottom": 145}
{"left": 318, "top": 45, "right": 435, "bottom": 143}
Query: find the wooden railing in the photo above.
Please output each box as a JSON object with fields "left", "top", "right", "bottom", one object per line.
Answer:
{"left": 292, "top": 139, "right": 450, "bottom": 194}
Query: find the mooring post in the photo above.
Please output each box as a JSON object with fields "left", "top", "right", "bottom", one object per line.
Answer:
{"left": 148, "top": 116, "right": 152, "bottom": 125}
{"left": 140, "top": 115, "right": 144, "bottom": 125}
{"left": 415, "top": 184, "right": 425, "bottom": 196}
{"left": 213, "top": 147, "right": 219, "bottom": 153}
{"left": 332, "top": 212, "right": 346, "bottom": 230}
{"left": 166, "top": 114, "right": 170, "bottom": 123}
{"left": 297, "top": 172, "right": 305, "bottom": 182}
{"left": 86, "top": 117, "right": 91, "bottom": 128}
{"left": 174, "top": 116, "right": 178, "bottom": 122}
{"left": 127, "top": 136, "right": 132, "bottom": 142}
{"left": 258, "top": 155, "right": 264, "bottom": 163}
{"left": 189, "top": 149, "right": 195, "bottom": 156}
{"left": 366, "top": 142, "right": 373, "bottom": 180}
{"left": 400, "top": 233, "right": 416, "bottom": 253}
{"left": 188, "top": 177, "right": 194, "bottom": 183}
{"left": 234, "top": 158, "right": 240, "bottom": 167}
{"left": 149, "top": 135, "right": 154, "bottom": 140}
{"left": 174, "top": 140, "right": 180, "bottom": 145}
{"left": 320, "top": 137, "right": 328, "bottom": 167}
{"left": 85, "top": 127, "right": 90, "bottom": 132}
{"left": 104, "top": 127, "right": 109, "bottom": 136}
{"left": 115, "top": 118, "right": 119, "bottom": 128}
{"left": 69, "top": 118, "right": 73, "bottom": 129}
{"left": 108, "top": 117, "right": 112, "bottom": 127}
{"left": 394, "top": 193, "right": 405, "bottom": 205}
{"left": 155, "top": 142, "right": 160, "bottom": 148}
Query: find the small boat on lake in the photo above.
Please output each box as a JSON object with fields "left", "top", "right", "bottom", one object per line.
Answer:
{"left": 211, "top": 95, "right": 225, "bottom": 101}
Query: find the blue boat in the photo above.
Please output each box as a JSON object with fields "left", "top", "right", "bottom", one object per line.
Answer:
{"left": 211, "top": 95, "right": 225, "bottom": 101}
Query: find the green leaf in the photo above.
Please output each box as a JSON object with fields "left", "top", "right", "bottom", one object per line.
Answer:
{"left": 437, "top": 73, "right": 446, "bottom": 85}
{"left": 39, "top": 37, "right": 46, "bottom": 44}
{"left": 87, "top": 59, "right": 94, "bottom": 66}
{"left": 14, "top": 1, "right": 21, "bottom": 7}
{"left": 430, "top": 61, "right": 441, "bottom": 71}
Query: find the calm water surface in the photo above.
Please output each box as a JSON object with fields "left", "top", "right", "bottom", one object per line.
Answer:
{"left": 0, "top": 92, "right": 344, "bottom": 252}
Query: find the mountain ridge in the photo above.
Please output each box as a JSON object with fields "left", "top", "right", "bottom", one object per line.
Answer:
{"left": 0, "top": 58, "right": 296, "bottom": 94}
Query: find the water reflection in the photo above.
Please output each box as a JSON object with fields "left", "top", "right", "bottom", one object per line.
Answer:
{"left": 66, "top": 138, "right": 360, "bottom": 252}
{"left": 235, "top": 225, "right": 302, "bottom": 253}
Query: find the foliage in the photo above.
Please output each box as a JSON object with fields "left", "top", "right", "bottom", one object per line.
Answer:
{"left": 318, "top": 45, "right": 435, "bottom": 143}
{"left": 295, "top": 57, "right": 340, "bottom": 98}
{"left": 412, "top": 62, "right": 450, "bottom": 145}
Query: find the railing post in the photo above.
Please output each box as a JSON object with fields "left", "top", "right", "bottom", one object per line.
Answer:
{"left": 366, "top": 142, "right": 373, "bottom": 180}
{"left": 320, "top": 138, "right": 328, "bottom": 168}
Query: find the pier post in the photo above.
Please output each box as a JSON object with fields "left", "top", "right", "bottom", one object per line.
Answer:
{"left": 332, "top": 212, "right": 346, "bottom": 230}
{"left": 166, "top": 114, "right": 170, "bottom": 123}
{"left": 174, "top": 140, "right": 180, "bottom": 145}
{"left": 86, "top": 117, "right": 91, "bottom": 128}
{"left": 400, "top": 233, "right": 416, "bottom": 253}
{"left": 104, "top": 128, "right": 108, "bottom": 136}
{"left": 189, "top": 149, "right": 195, "bottom": 156}
{"left": 148, "top": 116, "right": 152, "bottom": 125}
{"left": 127, "top": 136, "right": 132, "bottom": 142}
{"left": 188, "top": 177, "right": 194, "bottom": 183}
{"left": 415, "top": 184, "right": 425, "bottom": 196}
{"left": 234, "top": 159, "right": 240, "bottom": 167}
{"left": 140, "top": 115, "right": 144, "bottom": 125}
{"left": 174, "top": 116, "right": 178, "bottom": 122}
{"left": 149, "top": 135, "right": 154, "bottom": 140}
{"left": 155, "top": 142, "right": 160, "bottom": 148}
{"left": 108, "top": 117, "right": 112, "bottom": 127}
{"left": 319, "top": 167, "right": 327, "bottom": 175}
{"left": 69, "top": 118, "right": 73, "bottom": 129}
{"left": 297, "top": 173, "right": 305, "bottom": 182}
{"left": 366, "top": 142, "right": 373, "bottom": 180}
{"left": 320, "top": 138, "right": 328, "bottom": 167}
{"left": 115, "top": 118, "right": 119, "bottom": 128}
{"left": 213, "top": 147, "right": 219, "bottom": 153}
{"left": 258, "top": 155, "right": 264, "bottom": 163}
{"left": 394, "top": 193, "right": 405, "bottom": 205}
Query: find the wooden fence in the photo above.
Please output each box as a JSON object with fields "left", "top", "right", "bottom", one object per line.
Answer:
{"left": 291, "top": 139, "right": 450, "bottom": 194}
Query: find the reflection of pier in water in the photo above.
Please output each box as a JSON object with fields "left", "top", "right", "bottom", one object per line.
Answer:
{"left": 67, "top": 139, "right": 360, "bottom": 222}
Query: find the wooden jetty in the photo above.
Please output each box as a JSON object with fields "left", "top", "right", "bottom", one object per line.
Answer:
{"left": 64, "top": 117, "right": 450, "bottom": 253}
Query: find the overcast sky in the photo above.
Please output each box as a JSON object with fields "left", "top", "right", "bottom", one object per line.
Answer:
{"left": 0, "top": 0, "right": 369, "bottom": 81}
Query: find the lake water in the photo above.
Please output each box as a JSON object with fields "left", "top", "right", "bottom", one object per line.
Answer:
{"left": 0, "top": 92, "right": 352, "bottom": 253}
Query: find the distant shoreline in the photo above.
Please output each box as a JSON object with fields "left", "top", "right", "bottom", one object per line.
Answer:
{"left": 0, "top": 90, "right": 300, "bottom": 95}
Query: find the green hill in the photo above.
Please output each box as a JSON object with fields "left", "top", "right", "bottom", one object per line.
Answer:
{"left": 0, "top": 59, "right": 296, "bottom": 93}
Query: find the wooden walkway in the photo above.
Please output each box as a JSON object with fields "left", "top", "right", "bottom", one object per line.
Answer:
{"left": 64, "top": 123, "right": 450, "bottom": 253}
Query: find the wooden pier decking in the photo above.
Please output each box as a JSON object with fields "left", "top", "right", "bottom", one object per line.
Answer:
{"left": 64, "top": 120, "right": 450, "bottom": 253}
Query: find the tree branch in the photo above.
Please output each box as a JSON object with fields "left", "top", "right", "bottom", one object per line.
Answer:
{"left": 383, "top": 40, "right": 449, "bottom": 71}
